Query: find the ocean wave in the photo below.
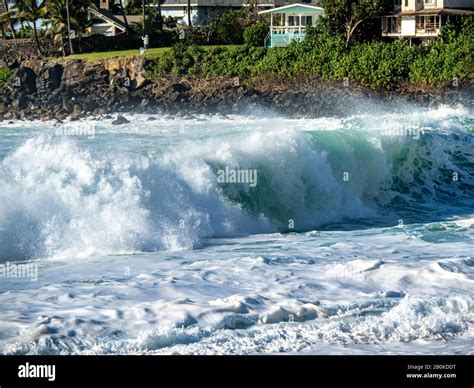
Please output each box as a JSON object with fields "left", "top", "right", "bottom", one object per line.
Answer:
{"left": 0, "top": 106, "right": 472, "bottom": 260}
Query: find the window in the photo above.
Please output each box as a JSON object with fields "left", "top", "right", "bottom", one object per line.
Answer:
{"left": 287, "top": 16, "right": 313, "bottom": 26}
{"left": 404, "top": 0, "right": 408, "bottom": 6}
{"left": 394, "top": 0, "right": 401, "bottom": 6}
{"left": 384, "top": 16, "right": 401, "bottom": 33}
{"left": 301, "top": 16, "right": 313, "bottom": 26}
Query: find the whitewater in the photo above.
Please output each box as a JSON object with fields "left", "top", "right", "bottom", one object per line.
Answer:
{"left": 0, "top": 102, "right": 473, "bottom": 354}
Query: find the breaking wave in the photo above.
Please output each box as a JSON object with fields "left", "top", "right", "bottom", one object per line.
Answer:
{"left": 0, "top": 105, "right": 473, "bottom": 260}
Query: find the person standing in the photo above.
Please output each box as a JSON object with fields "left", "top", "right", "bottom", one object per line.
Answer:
{"left": 142, "top": 34, "right": 149, "bottom": 52}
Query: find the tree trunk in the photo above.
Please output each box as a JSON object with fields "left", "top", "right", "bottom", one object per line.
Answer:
{"left": 187, "top": 0, "right": 192, "bottom": 27}
{"left": 142, "top": 0, "right": 146, "bottom": 35}
{"left": 32, "top": 19, "right": 43, "bottom": 55}
{"left": 158, "top": 0, "right": 163, "bottom": 31}
{"left": 345, "top": 30, "right": 351, "bottom": 48}
{"left": 60, "top": 30, "right": 66, "bottom": 57}
{"left": 10, "top": 22, "right": 16, "bottom": 39}
{"left": 345, "top": 19, "right": 365, "bottom": 48}
{"left": 65, "top": 0, "right": 74, "bottom": 55}
{"left": 2, "top": 0, "right": 16, "bottom": 39}
{"left": 157, "top": 0, "right": 162, "bottom": 18}
{"left": 119, "top": 0, "right": 130, "bottom": 34}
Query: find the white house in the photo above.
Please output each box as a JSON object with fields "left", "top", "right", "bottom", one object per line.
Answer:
{"left": 153, "top": 0, "right": 286, "bottom": 26}
{"left": 258, "top": 3, "right": 324, "bottom": 47}
{"left": 382, "top": 0, "right": 474, "bottom": 42}
{"left": 89, "top": 0, "right": 288, "bottom": 33}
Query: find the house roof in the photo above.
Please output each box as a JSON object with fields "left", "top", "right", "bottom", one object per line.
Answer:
{"left": 115, "top": 15, "right": 145, "bottom": 25}
{"left": 88, "top": 7, "right": 127, "bottom": 30}
{"left": 387, "top": 8, "right": 474, "bottom": 16}
{"left": 259, "top": 3, "right": 324, "bottom": 15}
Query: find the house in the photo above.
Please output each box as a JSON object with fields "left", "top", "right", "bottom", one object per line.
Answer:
{"left": 88, "top": 7, "right": 127, "bottom": 36}
{"left": 258, "top": 3, "right": 324, "bottom": 47}
{"left": 381, "top": 0, "right": 474, "bottom": 42}
{"left": 89, "top": 0, "right": 287, "bottom": 33}
{"left": 88, "top": 0, "right": 144, "bottom": 36}
{"left": 150, "top": 0, "right": 287, "bottom": 26}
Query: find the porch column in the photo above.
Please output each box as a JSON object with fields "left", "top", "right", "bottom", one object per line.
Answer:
{"left": 299, "top": 14, "right": 302, "bottom": 34}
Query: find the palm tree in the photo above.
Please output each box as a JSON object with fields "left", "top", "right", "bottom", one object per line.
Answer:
{"left": 46, "top": 0, "right": 68, "bottom": 56}
{"left": 47, "top": 0, "right": 91, "bottom": 55}
{"left": 14, "top": 0, "right": 48, "bottom": 54}
{"left": 1, "top": 0, "right": 17, "bottom": 38}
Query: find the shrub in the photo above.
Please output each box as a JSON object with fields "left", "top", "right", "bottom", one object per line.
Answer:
{"left": 253, "top": 42, "right": 305, "bottom": 76}
{"left": 146, "top": 16, "right": 474, "bottom": 89}
{"left": 0, "top": 68, "right": 12, "bottom": 87}
{"left": 243, "top": 22, "right": 269, "bottom": 47}
{"left": 149, "top": 43, "right": 206, "bottom": 77}
{"left": 210, "top": 9, "right": 256, "bottom": 45}
{"left": 203, "top": 45, "right": 267, "bottom": 77}
{"left": 409, "top": 17, "right": 474, "bottom": 85}
{"left": 337, "top": 40, "right": 416, "bottom": 89}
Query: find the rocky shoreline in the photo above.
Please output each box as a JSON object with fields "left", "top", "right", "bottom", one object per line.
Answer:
{"left": 0, "top": 57, "right": 472, "bottom": 122}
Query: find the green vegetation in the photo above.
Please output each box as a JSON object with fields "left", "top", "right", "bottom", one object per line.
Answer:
{"left": 66, "top": 47, "right": 171, "bottom": 61}
{"left": 243, "top": 22, "right": 269, "bottom": 48}
{"left": 210, "top": 8, "right": 258, "bottom": 45}
{"left": 1, "top": 0, "right": 471, "bottom": 90}
{"left": 409, "top": 20, "right": 474, "bottom": 84}
{"left": 321, "top": 0, "right": 387, "bottom": 47}
{"left": 0, "top": 67, "right": 12, "bottom": 87}
{"left": 147, "top": 17, "right": 474, "bottom": 89}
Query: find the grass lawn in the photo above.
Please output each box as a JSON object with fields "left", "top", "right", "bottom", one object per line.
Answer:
{"left": 64, "top": 45, "right": 238, "bottom": 61}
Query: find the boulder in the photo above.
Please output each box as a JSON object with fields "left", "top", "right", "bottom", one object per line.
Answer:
{"left": 112, "top": 115, "right": 130, "bottom": 125}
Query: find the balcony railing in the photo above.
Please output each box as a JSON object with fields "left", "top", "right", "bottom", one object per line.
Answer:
{"left": 416, "top": 23, "right": 438, "bottom": 32}
{"left": 271, "top": 26, "right": 306, "bottom": 35}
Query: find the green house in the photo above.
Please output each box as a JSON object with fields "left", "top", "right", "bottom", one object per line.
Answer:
{"left": 259, "top": 3, "right": 325, "bottom": 48}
